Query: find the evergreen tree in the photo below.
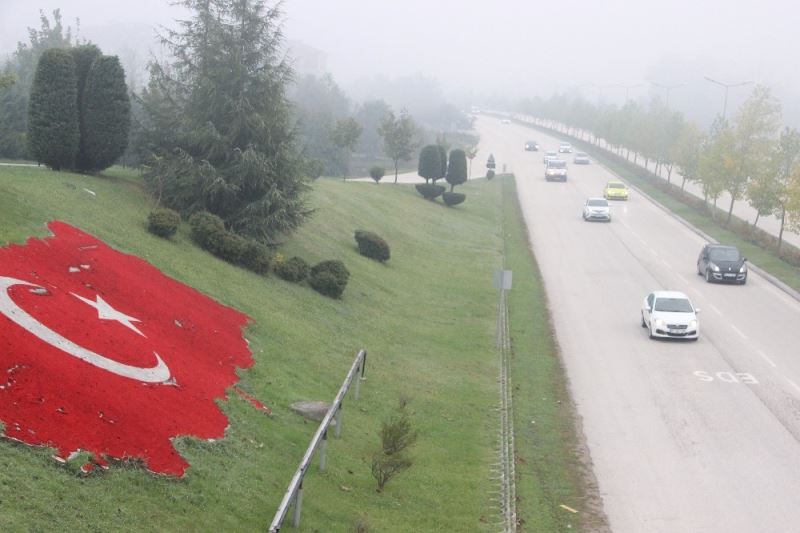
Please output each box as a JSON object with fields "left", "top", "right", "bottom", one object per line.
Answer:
{"left": 27, "top": 48, "right": 79, "bottom": 170}
{"left": 436, "top": 144, "right": 447, "bottom": 183}
{"left": 445, "top": 149, "right": 467, "bottom": 192}
{"left": 417, "top": 144, "right": 441, "bottom": 184}
{"left": 143, "top": 0, "right": 309, "bottom": 243}
{"left": 81, "top": 55, "right": 131, "bottom": 172}
{"left": 71, "top": 44, "right": 102, "bottom": 171}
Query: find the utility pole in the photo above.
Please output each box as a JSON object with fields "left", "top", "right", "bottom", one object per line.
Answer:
{"left": 704, "top": 76, "right": 752, "bottom": 120}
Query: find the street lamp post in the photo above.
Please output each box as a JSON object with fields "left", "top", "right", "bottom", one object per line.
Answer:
{"left": 704, "top": 76, "right": 752, "bottom": 120}
{"left": 650, "top": 81, "right": 685, "bottom": 109}
{"left": 614, "top": 83, "right": 643, "bottom": 102}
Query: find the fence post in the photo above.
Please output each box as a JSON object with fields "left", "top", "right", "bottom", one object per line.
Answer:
{"left": 291, "top": 482, "right": 303, "bottom": 527}
{"left": 353, "top": 362, "right": 362, "bottom": 401}
{"left": 319, "top": 430, "right": 328, "bottom": 472}
{"left": 334, "top": 404, "right": 343, "bottom": 438}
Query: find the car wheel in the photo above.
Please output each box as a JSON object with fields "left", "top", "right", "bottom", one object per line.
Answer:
{"left": 641, "top": 313, "right": 647, "bottom": 328}
{"left": 740, "top": 278, "right": 747, "bottom": 285}
{"left": 697, "top": 263, "right": 703, "bottom": 275}
{"left": 705, "top": 269, "right": 712, "bottom": 283}
{"left": 648, "top": 324, "right": 656, "bottom": 339}
{"left": 690, "top": 337, "right": 699, "bottom": 342}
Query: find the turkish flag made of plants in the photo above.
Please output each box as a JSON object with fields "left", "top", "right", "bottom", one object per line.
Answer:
{"left": 0, "top": 221, "right": 254, "bottom": 476}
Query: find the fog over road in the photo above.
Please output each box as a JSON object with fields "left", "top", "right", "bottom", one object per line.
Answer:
{"left": 476, "top": 116, "right": 800, "bottom": 532}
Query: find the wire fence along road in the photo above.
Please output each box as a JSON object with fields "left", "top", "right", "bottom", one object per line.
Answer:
{"left": 268, "top": 349, "right": 367, "bottom": 532}
{"left": 495, "top": 288, "right": 517, "bottom": 532}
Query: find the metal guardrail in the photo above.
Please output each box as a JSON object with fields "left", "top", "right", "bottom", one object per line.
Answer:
{"left": 268, "top": 349, "right": 367, "bottom": 532}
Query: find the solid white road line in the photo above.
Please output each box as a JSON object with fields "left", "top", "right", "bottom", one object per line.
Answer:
{"left": 677, "top": 274, "right": 689, "bottom": 284}
{"left": 756, "top": 350, "right": 777, "bottom": 368}
{"left": 709, "top": 304, "right": 722, "bottom": 316}
{"left": 731, "top": 325, "right": 748, "bottom": 340}
{"left": 786, "top": 378, "right": 800, "bottom": 395}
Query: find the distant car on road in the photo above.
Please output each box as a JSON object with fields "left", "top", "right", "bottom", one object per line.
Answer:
{"left": 543, "top": 150, "right": 558, "bottom": 164}
{"left": 697, "top": 244, "right": 748, "bottom": 284}
{"left": 582, "top": 197, "right": 610, "bottom": 221}
{"left": 501, "top": 118, "right": 511, "bottom": 124}
{"left": 574, "top": 152, "right": 590, "bottom": 164}
{"left": 525, "top": 140, "right": 539, "bottom": 151}
{"left": 545, "top": 159, "right": 568, "bottom": 182}
{"left": 603, "top": 181, "right": 629, "bottom": 201}
{"left": 558, "top": 142, "right": 572, "bottom": 153}
{"left": 641, "top": 291, "right": 700, "bottom": 340}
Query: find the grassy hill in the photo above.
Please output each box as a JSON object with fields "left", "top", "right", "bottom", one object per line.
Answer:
{"left": 0, "top": 166, "right": 594, "bottom": 531}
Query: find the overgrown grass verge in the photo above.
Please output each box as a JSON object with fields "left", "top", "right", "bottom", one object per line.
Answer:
{"left": 502, "top": 175, "right": 607, "bottom": 531}
{"left": 519, "top": 121, "right": 800, "bottom": 293}
{"left": 0, "top": 164, "right": 514, "bottom": 531}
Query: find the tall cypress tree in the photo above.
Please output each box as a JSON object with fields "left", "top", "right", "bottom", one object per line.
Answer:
{"left": 445, "top": 149, "right": 468, "bottom": 192}
{"left": 81, "top": 55, "right": 130, "bottom": 172}
{"left": 71, "top": 44, "right": 102, "bottom": 171}
{"left": 27, "top": 48, "right": 79, "bottom": 170}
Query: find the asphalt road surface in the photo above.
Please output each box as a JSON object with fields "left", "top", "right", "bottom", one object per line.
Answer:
{"left": 477, "top": 115, "right": 800, "bottom": 532}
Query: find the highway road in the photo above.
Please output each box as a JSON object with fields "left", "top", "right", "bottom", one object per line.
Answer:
{"left": 476, "top": 115, "right": 800, "bottom": 532}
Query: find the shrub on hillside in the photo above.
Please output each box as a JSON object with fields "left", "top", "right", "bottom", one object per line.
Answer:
{"left": 486, "top": 169, "right": 495, "bottom": 180}
{"left": 240, "top": 240, "right": 272, "bottom": 275}
{"left": 369, "top": 166, "right": 385, "bottom": 184}
{"left": 147, "top": 208, "right": 181, "bottom": 238}
{"left": 274, "top": 256, "right": 309, "bottom": 282}
{"left": 442, "top": 192, "right": 466, "bottom": 206}
{"left": 355, "top": 230, "right": 390, "bottom": 262}
{"left": 371, "top": 399, "right": 417, "bottom": 492}
{"left": 417, "top": 144, "right": 441, "bottom": 184}
{"left": 309, "top": 260, "right": 350, "bottom": 298}
{"left": 189, "top": 210, "right": 227, "bottom": 253}
{"left": 415, "top": 183, "right": 445, "bottom": 200}
{"left": 217, "top": 232, "right": 248, "bottom": 264}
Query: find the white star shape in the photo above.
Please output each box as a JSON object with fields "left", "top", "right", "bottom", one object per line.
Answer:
{"left": 70, "top": 293, "right": 146, "bottom": 337}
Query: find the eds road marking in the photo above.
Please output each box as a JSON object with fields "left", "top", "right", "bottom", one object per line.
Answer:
{"left": 694, "top": 371, "right": 759, "bottom": 384}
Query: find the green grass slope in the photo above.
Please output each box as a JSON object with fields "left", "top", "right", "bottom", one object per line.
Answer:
{"left": 0, "top": 166, "right": 594, "bottom": 532}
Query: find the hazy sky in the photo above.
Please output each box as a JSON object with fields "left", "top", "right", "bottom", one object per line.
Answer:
{"left": 1, "top": 0, "right": 798, "bottom": 123}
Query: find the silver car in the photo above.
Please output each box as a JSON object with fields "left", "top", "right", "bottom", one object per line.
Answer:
{"left": 582, "top": 197, "right": 610, "bottom": 221}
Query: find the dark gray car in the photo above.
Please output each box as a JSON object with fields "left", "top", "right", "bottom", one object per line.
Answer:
{"left": 697, "top": 244, "right": 747, "bottom": 284}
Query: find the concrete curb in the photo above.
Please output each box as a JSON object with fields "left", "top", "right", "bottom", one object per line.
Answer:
{"left": 516, "top": 118, "right": 800, "bottom": 303}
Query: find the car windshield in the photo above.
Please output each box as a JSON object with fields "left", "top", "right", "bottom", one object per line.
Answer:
{"left": 548, "top": 161, "right": 566, "bottom": 169}
{"left": 576, "top": 153, "right": 587, "bottom": 157}
{"left": 709, "top": 247, "right": 741, "bottom": 262}
{"left": 654, "top": 297, "right": 693, "bottom": 313}
{"left": 547, "top": 151, "right": 557, "bottom": 156}
{"left": 587, "top": 199, "right": 607, "bottom": 207}
{"left": 608, "top": 182, "right": 625, "bottom": 189}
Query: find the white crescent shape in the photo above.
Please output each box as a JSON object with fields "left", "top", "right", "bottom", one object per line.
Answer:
{"left": 0, "top": 276, "right": 171, "bottom": 383}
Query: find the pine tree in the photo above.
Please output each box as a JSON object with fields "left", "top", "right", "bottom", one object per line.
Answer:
{"left": 71, "top": 44, "right": 102, "bottom": 171}
{"left": 81, "top": 55, "right": 131, "bottom": 172}
{"left": 143, "top": 0, "right": 309, "bottom": 243}
{"left": 27, "top": 48, "right": 79, "bottom": 170}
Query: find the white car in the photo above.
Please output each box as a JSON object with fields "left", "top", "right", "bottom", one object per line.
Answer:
{"left": 543, "top": 150, "right": 558, "bottom": 164}
{"left": 558, "top": 142, "right": 572, "bottom": 153}
{"left": 582, "top": 197, "right": 610, "bottom": 221}
{"left": 545, "top": 159, "right": 568, "bottom": 182}
{"left": 641, "top": 291, "right": 700, "bottom": 340}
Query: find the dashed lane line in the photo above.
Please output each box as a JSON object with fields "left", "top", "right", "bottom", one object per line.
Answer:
{"left": 731, "top": 324, "right": 748, "bottom": 340}
{"left": 787, "top": 378, "right": 800, "bottom": 395}
{"left": 709, "top": 304, "right": 722, "bottom": 316}
{"left": 757, "top": 350, "right": 777, "bottom": 368}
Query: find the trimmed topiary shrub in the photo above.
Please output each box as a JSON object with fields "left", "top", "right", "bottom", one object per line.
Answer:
{"left": 309, "top": 260, "right": 350, "bottom": 298}
{"left": 369, "top": 166, "right": 385, "bottom": 184}
{"left": 445, "top": 149, "right": 467, "bottom": 191}
{"left": 442, "top": 192, "right": 466, "bottom": 206}
{"left": 486, "top": 169, "right": 495, "bottom": 180}
{"left": 417, "top": 145, "right": 441, "bottom": 184}
{"left": 274, "top": 256, "right": 309, "bottom": 282}
{"left": 415, "top": 183, "right": 446, "bottom": 200}
{"left": 188, "top": 210, "right": 227, "bottom": 253}
{"left": 240, "top": 240, "right": 272, "bottom": 274}
{"left": 355, "top": 230, "right": 390, "bottom": 262}
{"left": 148, "top": 208, "right": 181, "bottom": 238}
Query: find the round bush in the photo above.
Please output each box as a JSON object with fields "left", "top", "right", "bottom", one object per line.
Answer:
{"left": 415, "top": 183, "right": 445, "bottom": 200}
{"left": 189, "top": 211, "right": 226, "bottom": 252}
{"left": 274, "top": 256, "right": 309, "bottom": 283}
{"left": 486, "top": 169, "right": 495, "bottom": 180}
{"left": 355, "top": 230, "right": 390, "bottom": 262}
{"left": 240, "top": 240, "right": 272, "bottom": 275}
{"left": 217, "top": 232, "right": 248, "bottom": 264}
{"left": 309, "top": 260, "right": 350, "bottom": 299}
{"left": 442, "top": 192, "right": 466, "bottom": 206}
{"left": 148, "top": 208, "right": 181, "bottom": 238}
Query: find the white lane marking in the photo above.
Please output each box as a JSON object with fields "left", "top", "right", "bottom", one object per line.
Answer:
{"left": 649, "top": 248, "right": 658, "bottom": 256}
{"left": 756, "top": 350, "right": 777, "bottom": 368}
{"left": 690, "top": 287, "right": 702, "bottom": 297}
{"left": 677, "top": 274, "right": 689, "bottom": 284}
{"left": 708, "top": 304, "right": 722, "bottom": 316}
{"left": 730, "top": 325, "right": 748, "bottom": 340}
{"left": 694, "top": 370, "right": 759, "bottom": 384}
{"left": 787, "top": 379, "right": 800, "bottom": 395}
{"left": 661, "top": 259, "right": 672, "bottom": 269}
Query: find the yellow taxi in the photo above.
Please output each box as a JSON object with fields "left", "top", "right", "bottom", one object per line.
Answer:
{"left": 604, "top": 181, "right": 629, "bottom": 201}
